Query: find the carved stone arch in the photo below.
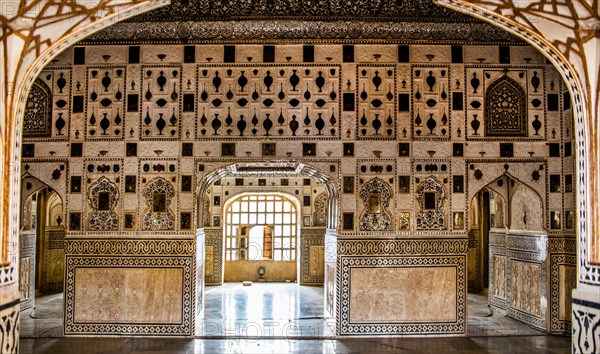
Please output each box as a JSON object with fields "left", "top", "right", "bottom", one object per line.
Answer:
{"left": 23, "top": 79, "right": 53, "bottom": 138}
{"left": 197, "top": 162, "right": 339, "bottom": 229}
{"left": 485, "top": 74, "right": 527, "bottom": 137}
{"left": 359, "top": 177, "right": 392, "bottom": 231}
{"left": 313, "top": 192, "right": 328, "bottom": 227}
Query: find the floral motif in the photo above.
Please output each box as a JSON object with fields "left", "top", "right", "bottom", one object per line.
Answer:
{"left": 142, "top": 177, "right": 175, "bottom": 231}
{"left": 359, "top": 178, "right": 392, "bottom": 231}
{"left": 87, "top": 177, "right": 119, "bottom": 230}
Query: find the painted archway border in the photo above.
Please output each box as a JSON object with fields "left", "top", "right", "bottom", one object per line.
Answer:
{"left": 433, "top": 0, "right": 600, "bottom": 285}
{"left": 1, "top": 0, "right": 171, "bottom": 279}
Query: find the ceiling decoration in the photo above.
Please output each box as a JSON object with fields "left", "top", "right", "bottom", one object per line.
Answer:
{"left": 85, "top": 0, "right": 522, "bottom": 43}
{"left": 127, "top": 0, "right": 476, "bottom": 22}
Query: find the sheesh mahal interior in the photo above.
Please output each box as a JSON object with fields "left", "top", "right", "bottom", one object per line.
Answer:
{"left": 1, "top": 1, "right": 599, "bottom": 353}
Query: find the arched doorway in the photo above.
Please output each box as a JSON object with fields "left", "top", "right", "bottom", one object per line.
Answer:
{"left": 19, "top": 175, "right": 66, "bottom": 337}
{"left": 2, "top": 0, "right": 596, "bottom": 346}
{"left": 195, "top": 162, "right": 338, "bottom": 337}
{"left": 467, "top": 174, "right": 576, "bottom": 335}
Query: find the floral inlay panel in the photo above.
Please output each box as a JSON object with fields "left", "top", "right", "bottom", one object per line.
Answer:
{"left": 142, "top": 177, "right": 175, "bottom": 231}
{"left": 415, "top": 176, "right": 446, "bottom": 230}
{"left": 87, "top": 177, "right": 119, "bottom": 231}
{"left": 23, "top": 79, "right": 52, "bottom": 137}
{"left": 359, "top": 178, "right": 392, "bottom": 231}
{"left": 484, "top": 74, "right": 527, "bottom": 137}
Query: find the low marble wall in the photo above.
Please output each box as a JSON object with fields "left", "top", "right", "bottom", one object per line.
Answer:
{"left": 224, "top": 260, "right": 296, "bottom": 282}
{"left": 64, "top": 238, "right": 196, "bottom": 336}
{"left": 489, "top": 232, "right": 576, "bottom": 333}
{"left": 337, "top": 238, "right": 468, "bottom": 335}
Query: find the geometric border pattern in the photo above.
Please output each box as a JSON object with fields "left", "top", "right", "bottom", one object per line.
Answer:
{"left": 338, "top": 239, "right": 468, "bottom": 255}
{"left": 65, "top": 239, "right": 195, "bottom": 255}
{"left": 338, "top": 255, "right": 466, "bottom": 335}
{"left": 204, "top": 229, "right": 223, "bottom": 285}
{"left": 64, "top": 256, "right": 193, "bottom": 336}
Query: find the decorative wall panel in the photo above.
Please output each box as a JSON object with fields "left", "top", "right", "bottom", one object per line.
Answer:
{"left": 415, "top": 177, "right": 446, "bottom": 230}
{"left": 411, "top": 65, "right": 450, "bottom": 140}
{"left": 19, "top": 232, "right": 36, "bottom": 311}
{"left": 339, "top": 254, "right": 465, "bottom": 335}
{"left": 204, "top": 229, "right": 223, "bottom": 285}
{"left": 65, "top": 256, "right": 193, "bottom": 335}
{"left": 356, "top": 65, "right": 395, "bottom": 139}
{"left": 313, "top": 193, "right": 327, "bottom": 227}
{"left": 300, "top": 228, "right": 325, "bottom": 284}
{"left": 86, "top": 66, "right": 126, "bottom": 139}
{"left": 484, "top": 74, "right": 527, "bottom": 137}
{"left": 140, "top": 65, "right": 181, "bottom": 139}
{"left": 196, "top": 65, "right": 340, "bottom": 139}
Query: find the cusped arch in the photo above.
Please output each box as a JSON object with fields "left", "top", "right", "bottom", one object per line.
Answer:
{"left": 196, "top": 162, "right": 339, "bottom": 229}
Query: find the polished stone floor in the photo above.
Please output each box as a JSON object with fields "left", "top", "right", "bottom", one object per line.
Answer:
{"left": 19, "top": 284, "right": 570, "bottom": 353}
{"left": 201, "top": 283, "right": 333, "bottom": 337}
{"left": 20, "top": 336, "right": 571, "bottom": 353}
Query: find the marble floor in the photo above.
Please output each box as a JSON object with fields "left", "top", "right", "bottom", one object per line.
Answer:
{"left": 20, "top": 336, "right": 570, "bottom": 353}
{"left": 201, "top": 283, "right": 333, "bottom": 337}
{"left": 21, "top": 284, "right": 548, "bottom": 340}
{"left": 19, "top": 285, "right": 569, "bottom": 353}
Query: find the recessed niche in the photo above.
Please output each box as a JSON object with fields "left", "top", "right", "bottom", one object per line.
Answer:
{"left": 152, "top": 192, "right": 166, "bottom": 212}
{"left": 125, "top": 175, "right": 136, "bottom": 193}
{"left": 398, "top": 176, "right": 410, "bottom": 193}
{"left": 343, "top": 213, "right": 354, "bottom": 230}
{"left": 303, "top": 143, "right": 316, "bottom": 157}
{"left": 181, "top": 175, "right": 192, "bottom": 192}
{"left": 70, "top": 176, "right": 81, "bottom": 193}
{"left": 69, "top": 212, "right": 81, "bottom": 231}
